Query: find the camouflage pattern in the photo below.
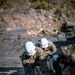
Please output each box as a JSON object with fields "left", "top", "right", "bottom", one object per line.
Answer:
{"left": 35, "top": 47, "right": 44, "bottom": 60}
{"left": 35, "top": 40, "right": 56, "bottom": 75}
{"left": 35, "top": 40, "right": 57, "bottom": 75}
{"left": 48, "top": 40, "right": 57, "bottom": 54}
{"left": 35, "top": 47, "right": 51, "bottom": 75}
{"left": 22, "top": 40, "right": 56, "bottom": 75}
{"left": 36, "top": 40, "right": 57, "bottom": 59}
{"left": 22, "top": 47, "right": 45, "bottom": 75}
{"left": 22, "top": 53, "right": 35, "bottom": 75}
{"left": 37, "top": 40, "right": 57, "bottom": 59}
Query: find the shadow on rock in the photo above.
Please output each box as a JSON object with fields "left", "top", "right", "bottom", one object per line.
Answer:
{"left": 0, "top": 67, "right": 24, "bottom": 75}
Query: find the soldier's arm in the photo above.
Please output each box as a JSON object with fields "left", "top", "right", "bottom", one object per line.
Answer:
{"left": 48, "top": 40, "right": 57, "bottom": 53}
{"left": 22, "top": 54, "right": 29, "bottom": 65}
{"left": 36, "top": 47, "right": 44, "bottom": 65}
{"left": 37, "top": 47, "right": 44, "bottom": 60}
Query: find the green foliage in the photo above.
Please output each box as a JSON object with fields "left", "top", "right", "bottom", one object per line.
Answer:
{"left": 0, "top": 0, "right": 7, "bottom": 7}
{"left": 36, "top": 1, "right": 53, "bottom": 10}
{"left": 50, "top": 34, "right": 57, "bottom": 37}
{"left": 54, "top": 8, "right": 61, "bottom": 15}
{"left": 66, "top": 12, "right": 70, "bottom": 17}
{"left": 63, "top": 10, "right": 72, "bottom": 18}
{"left": 4, "top": 3, "right": 13, "bottom": 9}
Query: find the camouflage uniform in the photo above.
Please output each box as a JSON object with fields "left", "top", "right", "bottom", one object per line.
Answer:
{"left": 47, "top": 40, "right": 57, "bottom": 54}
{"left": 22, "top": 47, "right": 44, "bottom": 75}
{"left": 22, "top": 40, "right": 56, "bottom": 75}
{"left": 36, "top": 47, "right": 51, "bottom": 75}
{"left": 22, "top": 53, "right": 35, "bottom": 75}
{"left": 37, "top": 40, "right": 57, "bottom": 58}
{"left": 38, "top": 40, "right": 56, "bottom": 75}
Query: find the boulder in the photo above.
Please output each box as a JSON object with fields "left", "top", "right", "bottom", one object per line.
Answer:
{"left": 61, "top": 13, "right": 66, "bottom": 19}
{"left": 13, "top": 13, "right": 28, "bottom": 27}
{"left": 0, "top": 24, "right": 9, "bottom": 31}
{"left": 66, "top": 22, "right": 75, "bottom": 27}
{"left": 2, "top": 14, "right": 16, "bottom": 29}
{"left": 0, "top": 8, "right": 4, "bottom": 12}
{"left": 38, "top": 13, "right": 45, "bottom": 22}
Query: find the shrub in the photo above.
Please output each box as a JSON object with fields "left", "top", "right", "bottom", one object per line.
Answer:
{"left": 0, "top": 0, "right": 7, "bottom": 7}
{"left": 29, "top": 0, "right": 37, "bottom": 2}
{"left": 50, "top": 34, "right": 57, "bottom": 37}
{"left": 65, "top": 12, "right": 71, "bottom": 17}
{"left": 4, "top": 3, "right": 13, "bottom": 9}
{"left": 36, "top": 1, "right": 53, "bottom": 10}
{"left": 71, "top": 0, "right": 75, "bottom": 9}
{"left": 54, "top": 8, "right": 61, "bottom": 15}
{"left": 66, "top": 13, "right": 70, "bottom": 17}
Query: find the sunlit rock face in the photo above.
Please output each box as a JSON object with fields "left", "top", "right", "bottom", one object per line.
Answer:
{"left": 0, "top": 8, "right": 62, "bottom": 38}
{"left": 0, "top": 1, "right": 75, "bottom": 74}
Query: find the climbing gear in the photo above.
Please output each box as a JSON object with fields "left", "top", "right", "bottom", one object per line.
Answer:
{"left": 24, "top": 41, "right": 36, "bottom": 56}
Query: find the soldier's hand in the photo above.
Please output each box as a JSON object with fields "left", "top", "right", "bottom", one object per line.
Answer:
{"left": 46, "top": 54, "right": 52, "bottom": 60}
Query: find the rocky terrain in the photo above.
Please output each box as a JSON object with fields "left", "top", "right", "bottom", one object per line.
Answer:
{"left": 0, "top": 0, "right": 75, "bottom": 75}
